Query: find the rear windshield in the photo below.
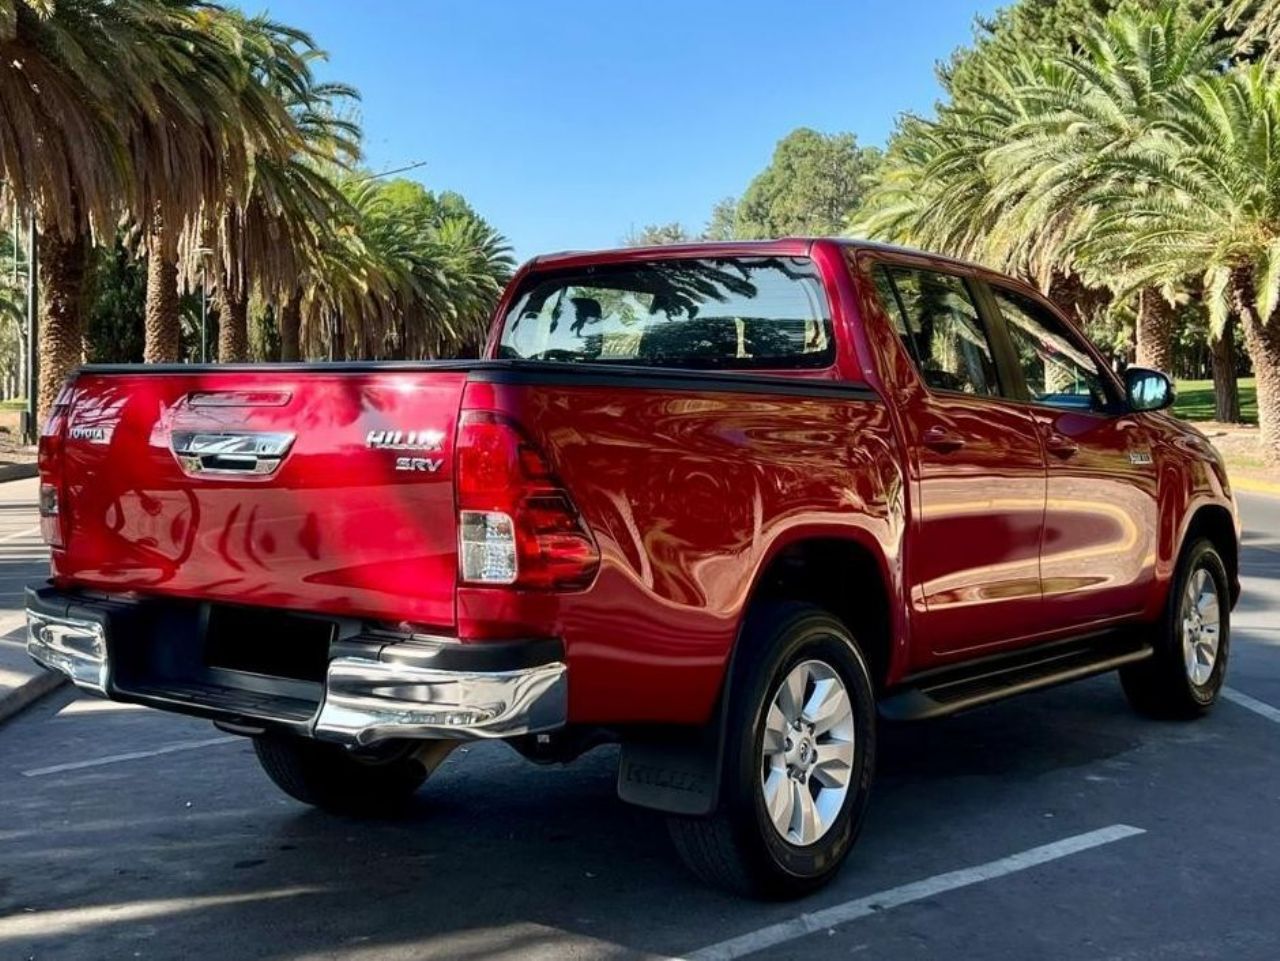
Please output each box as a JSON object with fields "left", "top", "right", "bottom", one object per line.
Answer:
{"left": 496, "top": 256, "right": 834, "bottom": 369}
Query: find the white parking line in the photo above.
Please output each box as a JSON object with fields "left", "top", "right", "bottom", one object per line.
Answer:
{"left": 0, "top": 885, "right": 322, "bottom": 942}
{"left": 0, "top": 524, "right": 41, "bottom": 544}
{"left": 677, "top": 824, "right": 1146, "bottom": 961}
{"left": 21, "top": 735, "right": 241, "bottom": 777}
{"left": 1223, "top": 686, "right": 1280, "bottom": 725}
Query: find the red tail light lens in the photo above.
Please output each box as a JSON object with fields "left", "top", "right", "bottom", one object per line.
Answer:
{"left": 38, "top": 387, "right": 73, "bottom": 548}
{"left": 456, "top": 411, "right": 600, "bottom": 590}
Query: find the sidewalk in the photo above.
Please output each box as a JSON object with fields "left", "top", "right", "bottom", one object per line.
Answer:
{"left": 0, "top": 615, "right": 61, "bottom": 724}
{"left": 0, "top": 476, "right": 63, "bottom": 725}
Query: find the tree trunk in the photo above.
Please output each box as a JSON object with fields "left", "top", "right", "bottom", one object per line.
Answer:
{"left": 1210, "top": 322, "right": 1242, "bottom": 424}
{"left": 1136, "top": 288, "right": 1176, "bottom": 373}
{"left": 1241, "top": 318, "right": 1280, "bottom": 464}
{"left": 279, "top": 291, "right": 301, "bottom": 362}
{"left": 36, "top": 229, "right": 88, "bottom": 424}
{"left": 144, "top": 209, "right": 181, "bottom": 363}
{"left": 328, "top": 312, "right": 345, "bottom": 362}
{"left": 1047, "top": 270, "right": 1112, "bottom": 330}
{"left": 216, "top": 289, "right": 249, "bottom": 363}
{"left": 1232, "top": 269, "right": 1280, "bottom": 464}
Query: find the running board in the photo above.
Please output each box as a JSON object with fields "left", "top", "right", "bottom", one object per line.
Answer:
{"left": 878, "top": 633, "right": 1154, "bottom": 722}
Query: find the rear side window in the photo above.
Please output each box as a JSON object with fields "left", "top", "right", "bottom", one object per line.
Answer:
{"left": 497, "top": 256, "right": 833, "bottom": 369}
{"left": 876, "top": 266, "right": 1000, "bottom": 397}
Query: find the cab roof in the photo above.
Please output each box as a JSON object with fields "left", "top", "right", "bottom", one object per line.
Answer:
{"left": 525, "top": 237, "right": 986, "bottom": 276}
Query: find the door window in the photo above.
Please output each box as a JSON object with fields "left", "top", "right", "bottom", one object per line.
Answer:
{"left": 993, "top": 286, "right": 1113, "bottom": 412}
{"left": 876, "top": 266, "right": 1001, "bottom": 397}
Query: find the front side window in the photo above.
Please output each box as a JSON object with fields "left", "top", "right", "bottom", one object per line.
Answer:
{"left": 993, "top": 286, "right": 1113, "bottom": 412}
{"left": 877, "top": 266, "right": 1000, "bottom": 397}
{"left": 497, "top": 257, "right": 832, "bottom": 369}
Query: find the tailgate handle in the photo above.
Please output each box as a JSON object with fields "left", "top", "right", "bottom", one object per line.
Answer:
{"left": 172, "top": 431, "right": 295, "bottom": 476}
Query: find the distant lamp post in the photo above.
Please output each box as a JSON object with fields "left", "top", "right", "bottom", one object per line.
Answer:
{"left": 197, "top": 247, "right": 214, "bottom": 363}
{"left": 24, "top": 208, "right": 37, "bottom": 443}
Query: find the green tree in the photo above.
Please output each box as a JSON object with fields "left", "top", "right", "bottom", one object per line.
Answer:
{"left": 0, "top": 0, "right": 309, "bottom": 418}
{"left": 1080, "top": 63, "right": 1280, "bottom": 459}
{"left": 85, "top": 240, "right": 146, "bottom": 364}
{"left": 295, "top": 175, "right": 513, "bottom": 362}
{"left": 703, "top": 197, "right": 741, "bottom": 241}
{"left": 623, "top": 222, "right": 694, "bottom": 246}
{"left": 736, "top": 129, "right": 881, "bottom": 238}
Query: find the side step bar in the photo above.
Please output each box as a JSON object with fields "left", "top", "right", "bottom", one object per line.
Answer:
{"left": 878, "top": 632, "right": 1154, "bottom": 721}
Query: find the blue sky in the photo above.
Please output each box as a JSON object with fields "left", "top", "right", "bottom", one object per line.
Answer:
{"left": 259, "top": 1, "right": 1006, "bottom": 262}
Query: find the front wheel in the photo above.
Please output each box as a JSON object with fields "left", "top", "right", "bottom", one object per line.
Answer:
{"left": 668, "top": 603, "right": 876, "bottom": 899}
{"left": 1121, "top": 538, "right": 1230, "bottom": 719}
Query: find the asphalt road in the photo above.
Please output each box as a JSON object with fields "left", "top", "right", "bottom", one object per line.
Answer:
{"left": 1, "top": 486, "right": 1279, "bottom": 961}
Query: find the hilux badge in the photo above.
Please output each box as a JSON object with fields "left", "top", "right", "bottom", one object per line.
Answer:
{"left": 365, "top": 429, "right": 444, "bottom": 452}
{"left": 366, "top": 429, "right": 445, "bottom": 472}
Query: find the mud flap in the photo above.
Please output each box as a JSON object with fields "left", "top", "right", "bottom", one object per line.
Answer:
{"left": 616, "top": 672, "right": 734, "bottom": 816}
{"left": 616, "top": 737, "right": 722, "bottom": 815}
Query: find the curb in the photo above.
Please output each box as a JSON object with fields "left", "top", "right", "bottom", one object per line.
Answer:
{"left": 0, "top": 463, "right": 37, "bottom": 484}
{"left": 0, "top": 667, "right": 65, "bottom": 726}
{"left": 1232, "top": 476, "right": 1280, "bottom": 498}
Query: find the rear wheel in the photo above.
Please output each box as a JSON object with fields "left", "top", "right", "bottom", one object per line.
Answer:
{"left": 668, "top": 603, "right": 876, "bottom": 899}
{"left": 253, "top": 733, "right": 444, "bottom": 815}
{"left": 1121, "top": 538, "right": 1229, "bottom": 719}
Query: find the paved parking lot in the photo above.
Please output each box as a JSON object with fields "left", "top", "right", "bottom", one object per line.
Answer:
{"left": 2, "top": 485, "right": 1278, "bottom": 960}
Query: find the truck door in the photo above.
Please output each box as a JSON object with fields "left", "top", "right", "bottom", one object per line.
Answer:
{"left": 984, "top": 282, "right": 1158, "bottom": 628}
{"left": 870, "top": 263, "right": 1048, "bottom": 662}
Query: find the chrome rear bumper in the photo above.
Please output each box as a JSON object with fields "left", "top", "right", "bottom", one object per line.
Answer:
{"left": 25, "top": 587, "right": 567, "bottom": 747}
{"left": 27, "top": 610, "right": 109, "bottom": 695}
{"left": 313, "top": 656, "right": 566, "bottom": 746}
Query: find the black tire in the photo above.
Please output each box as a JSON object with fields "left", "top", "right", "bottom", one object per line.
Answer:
{"left": 1120, "top": 538, "right": 1230, "bottom": 720}
{"left": 253, "top": 733, "right": 430, "bottom": 815}
{"left": 668, "top": 603, "right": 876, "bottom": 899}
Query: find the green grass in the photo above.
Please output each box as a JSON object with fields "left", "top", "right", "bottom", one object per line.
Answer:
{"left": 1173, "top": 377, "right": 1257, "bottom": 424}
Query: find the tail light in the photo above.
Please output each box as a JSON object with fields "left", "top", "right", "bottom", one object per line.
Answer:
{"left": 38, "top": 385, "right": 73, "bottom": 548}
{"left": 456, "top": 411, "right": 599, "bottom": 590}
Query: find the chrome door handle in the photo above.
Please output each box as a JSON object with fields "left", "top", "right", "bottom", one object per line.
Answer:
{"left": 171, "top": 431, "right": 295, "bottom": 476}
{"left": 1045, "top": 433, "right": 1079, "bottom": 458}
{"left": 922, "top": 426, "right": 966, "bottom": 453}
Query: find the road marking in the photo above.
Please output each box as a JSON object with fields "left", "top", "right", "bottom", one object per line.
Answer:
{"left": 1223, "top": 686, "right": 1280, "bottom": 725}
{"left": 21, "top": 735, "right": 241, "bottom": 777}
{"left": 0, "top": 612, "right": 29, "bottom": 637}
{"left": 0, "top": 886, "right": 321, "bottom": 942}
{"left": 0, "top": 524, "right": 40, "bottom": 544}
{"left": 678, "top": 824, "right": 1146, "bottom": 961}
{"left": 54, "top": 697, "right": 147, "bottom": 716}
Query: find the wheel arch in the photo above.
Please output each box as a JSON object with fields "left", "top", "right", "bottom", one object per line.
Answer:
{"left": 1177, "top": 501, "right": 1240, "bottom": 608}
{"left": 740, "top": 531, "right": 900, "bottom": 694}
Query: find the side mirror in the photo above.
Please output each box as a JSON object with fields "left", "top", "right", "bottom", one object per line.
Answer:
{"left": 1125, "top": 367, "right": 1176, "bottom": 412}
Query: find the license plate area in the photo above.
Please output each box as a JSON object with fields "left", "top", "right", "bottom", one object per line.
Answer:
{"left": 204, "top": 605, "right": 334, "bottom": 683}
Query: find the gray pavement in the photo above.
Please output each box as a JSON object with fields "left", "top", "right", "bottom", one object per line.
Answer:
{"left": 0, "top": 477, "right": 59, "bottom": 724}
{"left": 0, "top": 490, "right": 1277, "bottom": 960}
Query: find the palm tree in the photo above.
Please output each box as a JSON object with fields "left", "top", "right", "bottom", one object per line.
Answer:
{"left": 0, "top": 0, "right": 297, "bottom": 417}
{"left": 852, "top": 59, "right": 1109, "bottom": 331}
{"left": 425, "top": 214, "right": 515, "bottom": 357}
{"left": 1079, "top": 63, "right": 1280, "bottom": 460}
{"left": 995, "top": 8, "right": 1226, "bottom": 371}
{"left": 1228, "top": 0, "right": 1280, "bottom": 63}
{"left": 188, "top": 21, "right": 359, "bottom": 363}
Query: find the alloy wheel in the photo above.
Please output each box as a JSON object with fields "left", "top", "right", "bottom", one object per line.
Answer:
{"left": 760, "top": 658, "right": 856, "bottom": 847}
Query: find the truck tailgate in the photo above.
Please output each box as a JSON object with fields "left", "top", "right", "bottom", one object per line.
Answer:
{"left": 50, "top": 367, "right": 468, "bottom": 629}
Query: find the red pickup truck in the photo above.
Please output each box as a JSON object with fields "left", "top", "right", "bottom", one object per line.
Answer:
{"left": 28, "top": 239, "right": 1238, "bottom": 897}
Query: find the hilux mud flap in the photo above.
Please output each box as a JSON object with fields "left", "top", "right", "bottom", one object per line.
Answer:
{"left": 617, "top": 730, "right": 723, "bottom": 816}
{"left": 616, "top": 679, "right": 734, "bottom": 816}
